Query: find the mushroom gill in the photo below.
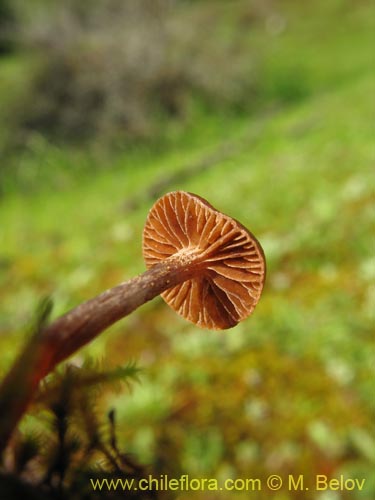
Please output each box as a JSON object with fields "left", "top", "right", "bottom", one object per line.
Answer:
{"left": 143, "top": 191, "right": 266, "bottom": 329}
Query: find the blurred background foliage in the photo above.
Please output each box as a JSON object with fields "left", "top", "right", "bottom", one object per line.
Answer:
{"left": 0, "top": 0, "right": 374, "bottom": 499}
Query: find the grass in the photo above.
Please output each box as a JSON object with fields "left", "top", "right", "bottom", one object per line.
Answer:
{"left": 0, "top": 0, "right": 374, "bottom": 498}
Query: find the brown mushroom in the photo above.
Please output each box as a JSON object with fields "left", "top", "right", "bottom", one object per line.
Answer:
{"left": 143, "top": 191, "right": 266, "bottom": 329}
{"left": 0, "top": 191, "right": 265, "bottom": 452}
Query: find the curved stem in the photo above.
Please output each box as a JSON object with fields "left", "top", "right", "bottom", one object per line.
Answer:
{"left": 0, "top": 259, "right": 194, "bottom": 455}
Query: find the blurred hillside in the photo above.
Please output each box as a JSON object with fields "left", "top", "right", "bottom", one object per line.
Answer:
{"left": 0, "top": 0, "right": 374, "bottom": 499}
{"left": 1, "top": 0, "right": 270, "bottom": 189}
{"left": 0, "top": 0, "right": 372, "bottom": 191}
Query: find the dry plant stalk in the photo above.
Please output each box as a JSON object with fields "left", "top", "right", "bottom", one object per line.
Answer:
{"left": 0, "top": 191, "right": 266, "bottom": 454}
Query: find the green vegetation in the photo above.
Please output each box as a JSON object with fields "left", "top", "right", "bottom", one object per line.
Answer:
{"left": 0, "top": 0, "right": 374, "bottom": 498}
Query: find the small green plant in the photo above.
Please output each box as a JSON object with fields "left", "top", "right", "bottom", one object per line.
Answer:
{"left": 0, "top": 361, "right": 158, "bottom": 500}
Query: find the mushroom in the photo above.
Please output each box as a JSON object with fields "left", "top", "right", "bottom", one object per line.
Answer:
{"left": 143, "top": 191, "right": 266, "bottom": 329}
{"left": 0, "top": 191, "right": 265, "bottom": 452}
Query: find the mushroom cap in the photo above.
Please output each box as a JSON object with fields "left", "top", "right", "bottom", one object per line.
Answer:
{"left": 143, "top": 191, "right": 266, "bottom": 330}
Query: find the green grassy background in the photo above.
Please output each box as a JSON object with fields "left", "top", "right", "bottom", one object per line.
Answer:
{"left": 0, "top": 0, "right": 374, "bottom": 498}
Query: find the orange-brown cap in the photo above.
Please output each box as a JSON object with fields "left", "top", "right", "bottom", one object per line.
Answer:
{"left": 143, "top": 191, "right": 266, "bottom": 330}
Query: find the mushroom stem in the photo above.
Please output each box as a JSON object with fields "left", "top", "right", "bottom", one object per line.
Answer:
{"left": 0, "top": 257, "right": 194, "bottom": 454}
{"left": 42, "top": 258, "right": 195, "bottom": 370}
